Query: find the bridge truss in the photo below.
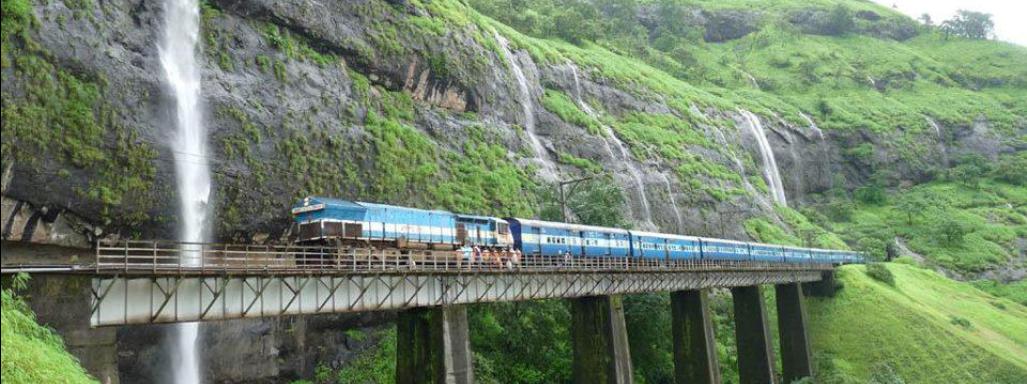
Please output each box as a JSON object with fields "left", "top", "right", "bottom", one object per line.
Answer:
{"left": 88, "top": 240, "right": 832, "bottom": 326}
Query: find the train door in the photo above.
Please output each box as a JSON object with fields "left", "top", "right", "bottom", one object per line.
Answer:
{"left": 605, "top": 233, "right": 612, "bottom": 256}
{"left": 663, "top": 238, "right": 670, "bottom": 264}
{"left": 455, "top": 223, "right": 467, "bottom": 245}
{"left": 579, "top": 232, "right": 587, "bottom": 256}
{"left": 532, "top": 226, "right": 542, "bottom": 255}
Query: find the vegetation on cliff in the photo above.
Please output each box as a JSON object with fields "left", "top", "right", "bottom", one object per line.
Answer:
{"left": 1, "top": 275, "right": 95, "bottom": 384}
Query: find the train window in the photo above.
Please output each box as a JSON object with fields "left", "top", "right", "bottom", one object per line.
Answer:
{"left": 497, "top": 222, "right": 509, "bottom": 234}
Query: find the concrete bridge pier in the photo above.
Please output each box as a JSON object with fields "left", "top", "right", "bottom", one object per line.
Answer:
{"left": 396, "top": 305, "right": 474, "bottom": 384}
{"left": 571, "top": 295, "right": 633, "bottom": 384}
{"left": 731, "top": 286, "right": 777, "bottom": 384}
{"left": 775, "top": 283, "right": 813, "bottom": 383}
{"left": 670, "top": 289, "right": 722, "bottom": 384}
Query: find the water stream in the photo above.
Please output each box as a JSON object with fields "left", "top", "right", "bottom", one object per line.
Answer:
{"left": 494, "top": 32, "right": 558, "bottom": 182}
{"left": 160, "top": 0, "right": 209, "bottom": 382}
{"left": 569, "top": 64, "right": 655, "bottom": 228}
{"left": 739, "top": 110, "right": 787, "bottom": 205}
{"left": 799, "top": 112, "right": 825, "bottom": 140}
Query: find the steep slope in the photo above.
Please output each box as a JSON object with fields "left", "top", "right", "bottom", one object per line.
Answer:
{"left": 1, "top": 286, "right": 95, "bottom": 384}
{"left": 807, "top": 263, "right": 1027, "bottom": 383}
{"left": 1, "top": 0, "right": 1024, "bottom": 382}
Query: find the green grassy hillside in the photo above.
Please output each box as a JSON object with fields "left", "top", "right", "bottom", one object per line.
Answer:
{"left": 807, "top": 263, "right": 1027, "bottom": 383}
{"left": 1, "top": 278, "right": 95, "bottom": 384}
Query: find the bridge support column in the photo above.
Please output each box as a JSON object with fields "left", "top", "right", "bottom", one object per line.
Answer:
{"left": 731, "top": 286, "right": 777, "bottom": 384}
{"left": 671, "top": 289, "right": 722, "bottom": 384}
{"left": 396, "top": 305, "right": 474, "bottom": 384}
{"left": 776, "top": 283, "right": 813, "bottom": 383}
{"left": 571, "top": 295, "right": 633, "bottom": 384}
{"left": 802, "top": 270, "right": 837, "bottom": 297}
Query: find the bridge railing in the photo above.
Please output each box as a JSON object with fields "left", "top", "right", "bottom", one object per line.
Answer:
{"left": 94, "top": 239, "right": 834, "bottom": 275}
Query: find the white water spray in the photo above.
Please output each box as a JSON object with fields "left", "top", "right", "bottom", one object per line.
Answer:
{"left": 799, "top": 112, "right": 825, "bottom": 141}
{"left": 161, "top": 0, "right": 208, "bottom": 383}
{"left": 926, "top": 116, "right": 942, "bottom": 138}
{"left": 569, "top": 64, "right": 655, "bottom": 228}
{"left": 494, "top": 32, "right": 558, "bottom": 182}
{"left": 739, "top": 110, "right": 787, "bottom": 205}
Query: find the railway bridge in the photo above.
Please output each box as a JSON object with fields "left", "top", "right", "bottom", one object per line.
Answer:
{"left": 2, "top": 239, "right": 841, "bottom": 384}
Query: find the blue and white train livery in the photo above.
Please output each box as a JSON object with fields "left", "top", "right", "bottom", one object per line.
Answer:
{"left": 291, "top": 197, "right": 865, "bottom": 265}
{"left": 509, "top": 218, "right": 631, "bottom": 258}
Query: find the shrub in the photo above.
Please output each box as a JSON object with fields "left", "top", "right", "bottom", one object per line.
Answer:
{"left": 865, "top": 263, "right": 895, "bottom": 286}
{"left": 948, "top": 315, "right": 972, "bottom": 329}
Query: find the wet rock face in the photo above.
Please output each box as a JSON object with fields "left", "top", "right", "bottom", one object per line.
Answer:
{"left": 113, "top": 312, "right": 391, "bottom": 383}
{"left": 702, "top": 10, "right": 760, "bottom": 43}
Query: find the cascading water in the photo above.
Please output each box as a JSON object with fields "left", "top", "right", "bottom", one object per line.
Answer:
{"left": 161, "top": 0, "right": 209, "bottom": 383}
{"left": 926, "top": 116, "right": 942, "bottom": 138}
{"left": 657, "top": 172, "right": 685, "bottom": 232}
{"left": 739, "top": 110, "right": 787, "bottom": 205}
{"left": 799, "top": 112, "right": 825, "bottom": 140}
{"left": 494, "top": 32, "right": 558, "bottom": 182}
{"left": 569, "top": 64, "right": 655, "bottom": 228}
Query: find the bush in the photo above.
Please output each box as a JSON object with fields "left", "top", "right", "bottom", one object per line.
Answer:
{"left": 865, "top": 263, "right": 895, "bottom": 286}
{"left": 948, "top": 315, "right": 972, "bottom": 329}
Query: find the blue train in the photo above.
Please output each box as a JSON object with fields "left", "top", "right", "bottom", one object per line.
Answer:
{"left": 291, "top": 196, "right": 865, "bottom": 264}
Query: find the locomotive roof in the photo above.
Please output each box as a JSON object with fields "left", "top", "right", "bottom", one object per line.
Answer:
{"left": 298, "top": 196, "right": 453, "bottom": 215}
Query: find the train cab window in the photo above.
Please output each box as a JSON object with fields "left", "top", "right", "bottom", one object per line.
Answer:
{"left": 497, "top": 222, "right": 509, "bottom": 234}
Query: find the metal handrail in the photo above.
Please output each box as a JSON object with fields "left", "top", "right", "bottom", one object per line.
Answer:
{"left": 92, "top": 239, "right": 838, "bottom": 276}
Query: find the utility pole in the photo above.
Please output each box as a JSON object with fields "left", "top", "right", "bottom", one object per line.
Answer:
{"left": 556, "top": 176, "right": 594, "bottom": 223}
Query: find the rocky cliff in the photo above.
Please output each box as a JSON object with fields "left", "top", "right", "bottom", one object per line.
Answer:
{"left": 2, "top": 0, "right": 1025, "bottom": 382}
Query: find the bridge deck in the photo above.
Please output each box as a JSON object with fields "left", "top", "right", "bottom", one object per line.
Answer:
{"left": 4, "top": 240, "right": 836, "bottom": 326}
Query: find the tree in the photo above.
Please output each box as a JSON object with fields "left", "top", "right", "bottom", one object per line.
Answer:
{"left": 991, "top": 153, "right": 1027, "bottom": 186}
{"left": 824, "top": 5, "right": 856, "bottom": 35}
{"left": 895, "top": 195, "right": 928, "bottom": 225}
{"left": 935, "top": 218, "right": 969, "bottom": 246}
{"left": 918, "top": 13, "right": 933, "bottom": 26}
{"left": 948, "top": 154, "right": 991, "bottom": 189}
{"left": 940, "top": 10, "right": 994, "bottom": 40}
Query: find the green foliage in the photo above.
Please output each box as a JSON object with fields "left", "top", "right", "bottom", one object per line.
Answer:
{"left": 934, "top": 217, "right": 971, "bottom": 246}
{"left": 2, "top": 14, "right": 157, "bottom": 223}
{"left": 948, "top": 315, "right": 973, "bottom": 330}
{"left": 2, "top": 277, "right": 96, "bottom": 384}
{"left": 972, "top": 280, "right": 1027, "bottom": 307}
{"left": 991, "top": 152, "right": 1027, "bottom": 186}
{"left": 819, "top": 179, "right": 1024, "bottom": 273}
{"left": 948, "top": 154, "right": 992, "bottom": 189}
{"left": 824, "top": 5, "right": 856, "bottom": 36}
{"left": 939, "top": 10, "right": 995, "bottom": 40}
{"left": 470, "top": 301, "right": 572, "bottom": 384}
{"left": 541, "top": 88, "right": 600, "bottom": 135}
{"left": 865, "top": 263, "right": 895, "bottom": 286}
{"left": 333, "top": 328, "right": 396, "bottom": 383}
{"left": 746, "top": 206, "right": 848, "bottom": 249}
{"left": 557, "top": 152, "right": 601, "bottom": 174}
{"left": 807, "top": 264, "right": 1027, "bottom": 383}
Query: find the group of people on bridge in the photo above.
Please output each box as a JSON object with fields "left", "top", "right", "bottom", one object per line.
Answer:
{"left": 463, "top": 245, "right": 522, "bottom": 269}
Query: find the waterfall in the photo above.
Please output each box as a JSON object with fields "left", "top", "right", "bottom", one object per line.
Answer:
{"left": 739, "top": 110, "right": 787, "bottom": 205}
{"left": 926, "top": 117, "right": 942, "bottom": 138}
{"left": 658, "top": 172, "right": 685, "bottom": 232}
{"left": 161, "top": 0, "right": 208, "bottom": 383}
{"left": 799, "top": 112, "right": 825, "bottom": 140}
{"left": 569, "top": 63, "right": 655, "bottom": 228}
{"left": 494, "top": 32, "right": 558, "bottom": 182}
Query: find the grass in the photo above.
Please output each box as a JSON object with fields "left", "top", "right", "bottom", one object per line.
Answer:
{"left": 807, "top": 263, "right": 1027, "bottom": 383}
{"left": 1, "top": 282, "right": 96, "bottom": 384}
{"left": 821, "top": 179, "right": 1025, "bottom": 273}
